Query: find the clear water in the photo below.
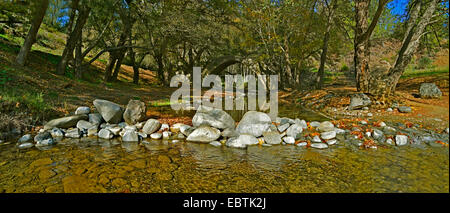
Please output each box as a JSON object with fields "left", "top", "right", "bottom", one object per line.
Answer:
{"left": 0, "top": 104, "right": 448, "bottom": 193}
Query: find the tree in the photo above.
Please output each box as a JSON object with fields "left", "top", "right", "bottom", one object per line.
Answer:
{"left": 367, "top": 0, "right": 440, "bottom": 100}
{"left": 43, "top": 0, "right": 69, "bottom": 29}
{"left": 316, "top": 0, "right": 338, "bottom": 89}
{"left": 104, "top": 0, "right": 136, "bottom": 82}
{"left": 56, "top": 0, "right": 89, "bottom": 75}
{"left": 15, "top": 0, "right": 49, "bottom": 66}
{"left": 354, "top": 0, "right": 389, "bottom": 94}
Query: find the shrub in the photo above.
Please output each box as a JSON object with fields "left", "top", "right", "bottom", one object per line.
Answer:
{"left": 418, "top": 56, "right": 433, "bottom": 69}
{"left": 340, "top": 64, "right": 349, "bottom": 72}
{"left": 0, "top": 68, "right": 11, "bottom": 86}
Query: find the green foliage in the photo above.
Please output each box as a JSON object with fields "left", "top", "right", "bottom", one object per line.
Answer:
{"left": 340, "top": 64, "right": 349, "bottom": 72}
{"left": 0, "top": 68, "right": 12, "bottom": 86}
{"left": 64, "top": 67, "right": 75, "bottom": 79}
{"left": 148, "top": 99, "right": 174, "bottom": 107}
{"left": 0, "top": 90, "right": 51, "bottom": 115}
{"left": 402, "top": 66, "right": 449, "bottom": 79}
{"left": 417, "top": 56, "right": 433, "bottom": 69}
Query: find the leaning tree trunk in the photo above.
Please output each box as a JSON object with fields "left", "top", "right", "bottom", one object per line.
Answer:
{"left": 367, "top": 0, "right": 439, "bottom": 100}
{"left": 111, "top": 52, "right": 125, "bottom": 81}
{"left": 15, "top": 0, "right": 49, "bottom": 66}
{"left": 56, "top": 5, "right": 90, "bottom": 75}
{"left": 104, "top": 52, "right": 118, "bottom": 82}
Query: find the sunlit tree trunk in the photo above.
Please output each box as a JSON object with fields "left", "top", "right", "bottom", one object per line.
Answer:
{"left": 368, "top": 0, "right": 439, "bottom": 100}
{"left": 354, "top": 0, "right": 388, "bottom": 93}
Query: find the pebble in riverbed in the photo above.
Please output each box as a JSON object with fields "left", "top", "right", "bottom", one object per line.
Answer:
{"left": 17, "top": 142, "right": 34, "bottom": 149}
{"left": 320, "top": 131, "right": 336, "bottom": 140}
{"left": 395, "top": 135, "right": 408, "bottom": 146}
{"left": 398, "top": 106, "right": 412, "bottom": 113}
{"left": 150, "top": 133, "right": 162, "bottom": 140}
{"left": 209, "top": 141, "right": 222, "bottom": 147}
{"left": 326, "top": 139, "right": 337, "bottom": 145}
{"left": 317, "top": 121, "right": 334, "bottom": 132}
{"left": 283, "top": 136, "right": 295, "bottom": 144}
{"left": 98, "top": 129, "right": 113, "bottom": 139}
{"left": 18, "top": 134, "right": 32, "bottom": 143}
{"left": 311, "top": 143, "right": 328, "bottom": 149}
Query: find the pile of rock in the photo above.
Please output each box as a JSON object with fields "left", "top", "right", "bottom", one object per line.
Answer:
{"left": 18, "top": 99, "right": 152, "bottom": 148}
{"left": 15, "top": 99, "right": 450, "bottom": 150}
{"left": 186, "top": 106, "right": 340, "bottom": 149}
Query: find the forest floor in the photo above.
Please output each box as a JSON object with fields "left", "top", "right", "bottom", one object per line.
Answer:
{"left": 288, "top": 66, "right": 449, "bottom": 131}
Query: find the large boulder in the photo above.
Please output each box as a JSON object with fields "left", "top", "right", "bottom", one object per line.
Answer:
{"left": 192, "top": 105, "right": 235, "bottom": 129}
{"left": 123, "top": 100, "right": 146, "bottom": 125}
{"left": 93, "top": 99, "right": 124, "bottom": 124}
{"left": 348, "top": 93, "right": 371, "bottom": 110}
{"left": 419, "top": 83, "right": 442, "bottom": 99}
{"left": 142, "top": 119, "right": 161, "bottom": 134}
{"left": 186, "top": 126, "right": 221, "bottom": 143}
{"left": 236, "top": 111, "right": 271, "bottom": 137}
{"left": 44, "top": 114, "right": 88, "bottom": 130}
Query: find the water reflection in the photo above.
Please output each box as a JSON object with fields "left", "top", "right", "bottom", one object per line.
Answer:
{"left": 0, "top": 136, "right": 448, "bottom": 193}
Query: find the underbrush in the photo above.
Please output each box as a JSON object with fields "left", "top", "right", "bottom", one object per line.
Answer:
{"left": 402, "top": 66, "right": 449, "bottom": 79}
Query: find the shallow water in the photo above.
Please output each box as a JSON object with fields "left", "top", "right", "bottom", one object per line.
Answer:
{"left": 0, "top": 136, "right": 448, "bottom": 193}
{"left": 0, "top": 104, "right": 448, "bottom": 193}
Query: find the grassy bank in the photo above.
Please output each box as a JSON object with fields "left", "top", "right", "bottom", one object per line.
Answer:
{"left": 401, "top": 66, "right": 449, "bottom": 79}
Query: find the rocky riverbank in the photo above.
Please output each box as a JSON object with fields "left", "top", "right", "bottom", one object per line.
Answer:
{"left": 14, "top": 98, "right": 450, "bottom": 151}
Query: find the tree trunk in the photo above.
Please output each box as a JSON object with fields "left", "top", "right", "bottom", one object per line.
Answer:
{"left": 111, "top": 52, "right": 125, "bottom": 81}
{"left": 316, "top": 0, "right": 337, "bottom": 89}
{"left": 56, "top": 4, "right": 90, "bottom": 75}
{"left": 104, "top": 53, "right": 118, "bottom": 82}
{"left": 75, "top": 37, "right": 83, "bottom": 79}
{"left": 133, "top": 65, "right": 140, "bottom": 85}
{"left": 15, "top": 0, "right": 49, "bottom": 66}
{"left": 105, "top": 5, "right": 134, "bottom": 82}
{"left": 64, "top": 0, "right": 80, "bottom": 66}
{"left": 354, "top": 0, "right": 370, "bottom": 92}
{"left": 354, "top": 0, "right": 389, "bottom": 93}
{"left": 367, "top": 0, "right": 438, "bottom": 100}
